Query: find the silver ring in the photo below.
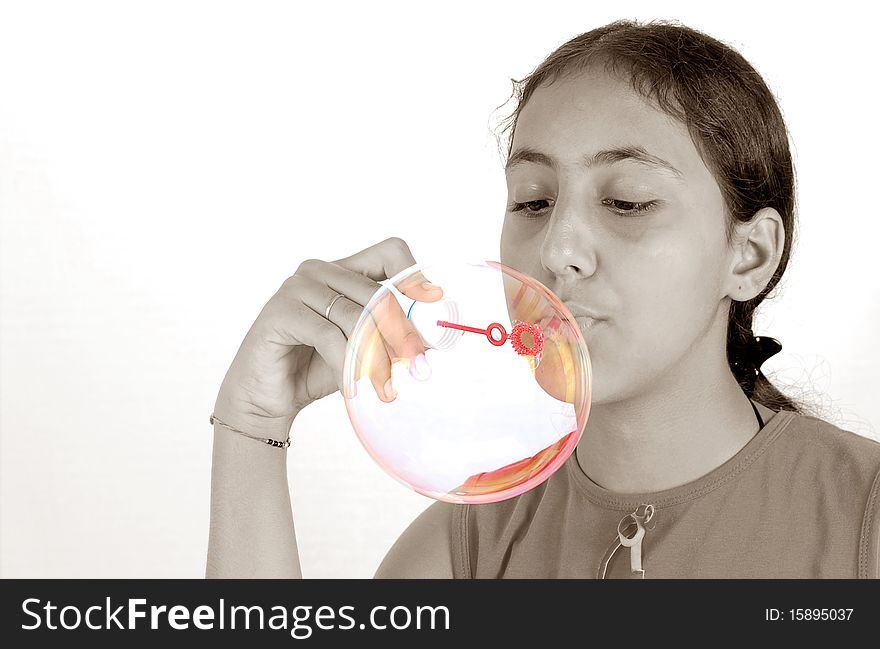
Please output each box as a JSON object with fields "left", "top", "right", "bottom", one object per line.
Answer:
{"left": 324, "top": 293, "right": 346, "bottom": 319}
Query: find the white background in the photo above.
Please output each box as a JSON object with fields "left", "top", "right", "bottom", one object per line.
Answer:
{"left": 1, "top": 0, "right": 878, "bottom": 578}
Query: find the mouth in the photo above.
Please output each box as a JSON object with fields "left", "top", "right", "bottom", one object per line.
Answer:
{"left": 573, "top": 315, "right": 605, "bottom": 333}
{"left": 534, "top": 310, "right": 606, "bottom": 338}
{"left": 562, "top": 301, "right": 607, "bottom": 324}
{"left": 561, "top": 301, "right": 603, "bottom": 318}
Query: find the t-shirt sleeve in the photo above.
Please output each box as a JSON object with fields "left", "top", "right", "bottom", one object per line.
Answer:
{"left": 859, "top": 465, "right": 880, "bottom": 579}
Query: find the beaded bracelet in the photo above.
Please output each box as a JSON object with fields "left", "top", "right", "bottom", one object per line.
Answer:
{"left": 209, "top": 413, "right": 291, "bottom": 449}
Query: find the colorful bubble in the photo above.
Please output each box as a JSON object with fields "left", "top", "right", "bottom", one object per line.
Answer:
{"left": 342, "top": 260, "right": 592, "bottom": 504}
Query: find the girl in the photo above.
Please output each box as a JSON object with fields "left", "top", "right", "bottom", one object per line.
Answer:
{"left": 206, "top": 19, "right": 880, "bottom": 579}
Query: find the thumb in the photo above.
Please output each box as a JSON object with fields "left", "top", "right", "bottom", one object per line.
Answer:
{"left": 396, "top": 270, "right": 444, "bottom": 302}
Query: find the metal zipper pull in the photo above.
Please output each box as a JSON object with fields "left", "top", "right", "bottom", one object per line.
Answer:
{"left": 597, "top": 536, "right": 623, "bottom": 579}
{"left": 618, "top": 516, "right": 645, "bottom": 577}
{"left": 636, "top": 503, "right": 656, "bottom": 531}
{"left": 596, "top": 503, "right": 657, "bottom": 579}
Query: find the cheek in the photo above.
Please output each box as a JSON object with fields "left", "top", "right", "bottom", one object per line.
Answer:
{"left": 500, "top": 217, "right": 542, "bottom": 271}
{"left": 613, "top": 234, "right": 721, "bottom": 342}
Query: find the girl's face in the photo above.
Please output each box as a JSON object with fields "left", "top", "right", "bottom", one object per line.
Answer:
{"left": 501, "top": 69, "right": 733, "bottom": 405}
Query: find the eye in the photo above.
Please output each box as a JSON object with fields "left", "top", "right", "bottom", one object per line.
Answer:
{"left": 508, "top": 197, "right": 660, "bottom": 219}
{"left": 508, "top": 199, "right": 552, "bottom": 218}
{"left": 601, "top": 198, "right": 659, "bottom": 216}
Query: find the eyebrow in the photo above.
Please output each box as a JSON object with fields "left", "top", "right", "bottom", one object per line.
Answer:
{"left": 505, "top": 145, "right": 684, "bottom": 179}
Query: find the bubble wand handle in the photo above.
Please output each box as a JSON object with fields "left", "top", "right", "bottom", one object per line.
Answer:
{"left": 436, "top": 320, "right": 509, "bottom": 346}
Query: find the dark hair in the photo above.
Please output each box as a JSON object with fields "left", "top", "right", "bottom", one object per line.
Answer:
{"left": 495, "top": 19, "right": 801, "bottom": 412}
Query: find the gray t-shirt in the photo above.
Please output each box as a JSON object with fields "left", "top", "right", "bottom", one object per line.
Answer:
{"left": 451, "top": 406, "right": 880, "bottom": 578}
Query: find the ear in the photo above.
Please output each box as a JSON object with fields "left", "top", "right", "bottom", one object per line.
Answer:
{"left": 725, "top": 207, "right": 786, "bottom": 301}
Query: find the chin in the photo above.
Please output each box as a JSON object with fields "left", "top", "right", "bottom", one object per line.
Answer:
{"left": 585, "top": 360, "right": 647, "bottom": 407}
{"left": 587, "top": 379, "right": 617, "bottom": 406}
{"left": 585, "top": 361, "right": 614, "bottom": 405}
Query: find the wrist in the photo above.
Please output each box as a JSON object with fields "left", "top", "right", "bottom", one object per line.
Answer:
{"left": 213, "top": 393, "right": 296, "bottom": 442}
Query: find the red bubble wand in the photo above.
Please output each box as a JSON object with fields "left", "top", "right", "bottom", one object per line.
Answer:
{"left": 435, "top": 319, "right": 544, "bottom": 357}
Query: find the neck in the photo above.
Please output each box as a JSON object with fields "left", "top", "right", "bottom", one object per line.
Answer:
{"left": 577, "top": 349, "right": 760, "bottom": 495}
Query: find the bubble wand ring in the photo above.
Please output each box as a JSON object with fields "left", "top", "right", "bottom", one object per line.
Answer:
{"left": 510, "top": 321, "right": 544, "bottom": 356}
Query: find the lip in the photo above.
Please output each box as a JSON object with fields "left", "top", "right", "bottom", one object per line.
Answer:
{"left": 561, "top": 301, "right": 607, "bottom": 321}
{"left": 573, "top": 315, "right": 604, "bottom": 333}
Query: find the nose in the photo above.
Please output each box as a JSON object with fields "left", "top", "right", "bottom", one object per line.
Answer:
{"left": 539, "top": 199, "right": 599, "bottom": 278}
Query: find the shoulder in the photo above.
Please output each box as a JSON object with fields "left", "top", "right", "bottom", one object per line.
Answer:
{"left": 448, "top": 465, "right": 577, "bottom": 578}
{"left": 777, "top": 412, "right": 880, "bottom": 578}
{"left": 373, "top": 501, "right": 456, "bottom": 579}
{"left": 778, "top": 411, "right": 880, "bottom": 475}
{"left": 773, "top": 411, "right": 880, "bottom": 507}
{"left": 373, "top": 481, "right": 561, "bottom": 579}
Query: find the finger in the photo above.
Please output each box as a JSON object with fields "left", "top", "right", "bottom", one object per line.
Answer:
{"left": 285, "top": 272, "right": 363, "bottom": 339}
{"left": 295, "top": 258, "right": 386, "bottom": 322}
{"left": 396, "top": 268, "right": 444, "bottom": 303}
{"left": 296, "top": 257, "right": 441, "bottom": 343}
{"left": 365, "top": 331, "right": 397, "bottom": 403}
{"left": 332, "top": 238, "right": 440, "bottom": 374}
{"left": 302, "top": 244, "right": 436, "bottom": 376}
{"left": 261, "top": 289, "right": 349, "bottom": 395}
{"left": 348, "top": 295, "right": 416, "bottom": 397}
{"left": 368, "top": 289, "right": 431, "bottom": 374}
{"left": 347, "top": 314, "right": 396, "bottom": 402}
{"left": 283, "top": 274, "right": 400, "bottom": 401}
{"left": 332, "top": 236, "right": 444, "bottom": 303}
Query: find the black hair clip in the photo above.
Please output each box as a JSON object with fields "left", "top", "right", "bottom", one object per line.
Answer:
{"left": 733, "top": 335, "right": 782, "bottom": 377}
{"left": 750, "top": 336, "right": 782, "bottom": 369}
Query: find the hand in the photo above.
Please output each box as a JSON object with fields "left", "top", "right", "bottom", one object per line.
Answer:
{"left": 214, "top": 237, "right": 443, "bottom": 438}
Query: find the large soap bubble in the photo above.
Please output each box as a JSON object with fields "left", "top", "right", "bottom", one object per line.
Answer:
{"left": 342, "top": 260, "right": 591, "bottom": 504}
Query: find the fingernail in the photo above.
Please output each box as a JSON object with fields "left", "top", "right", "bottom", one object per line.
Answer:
{"left": 383, "top": 377, "right": 397, "bottom": 401}
{"left": 409, "top": 352, "right": 432, "bottom": 381}
{"left": 421, "top": 281, "right": 440, "bottom": 291}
